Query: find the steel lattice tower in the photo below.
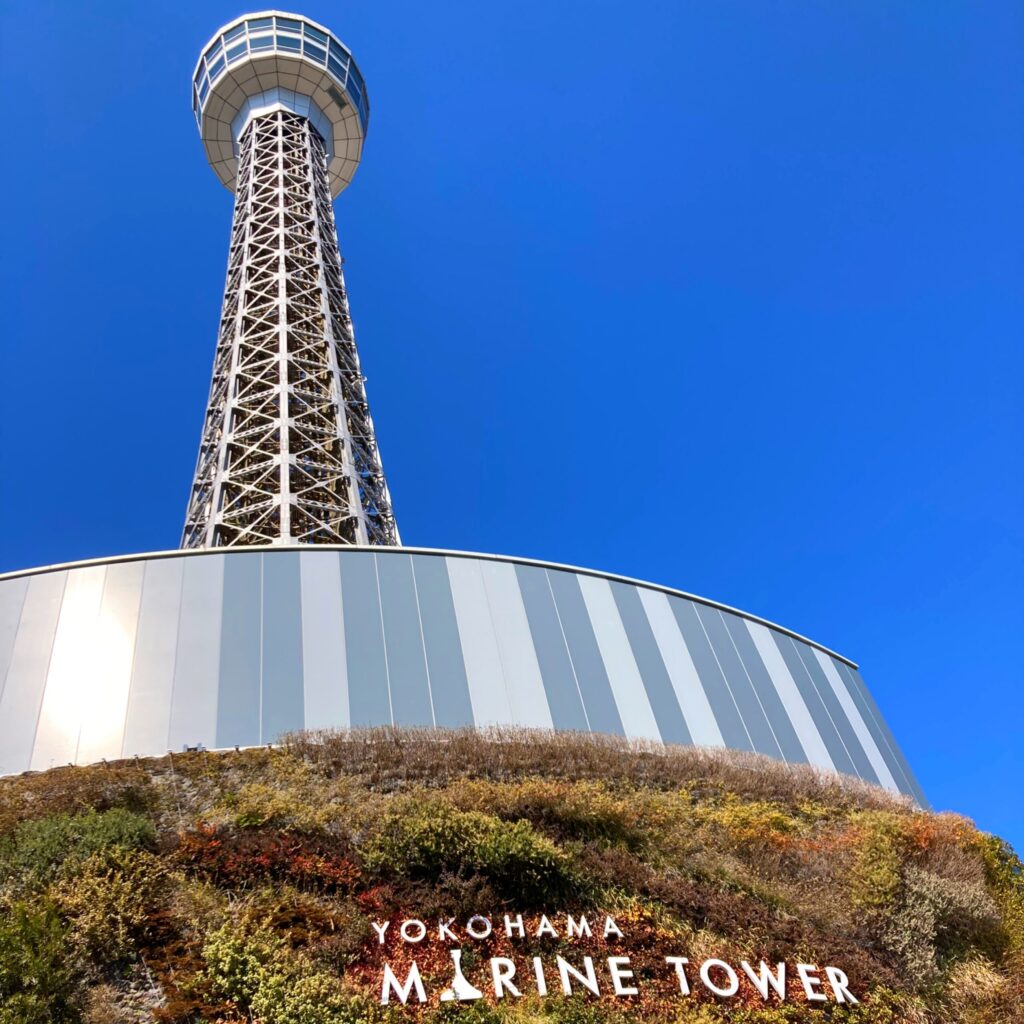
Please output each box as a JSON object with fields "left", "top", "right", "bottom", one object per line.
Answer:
{"left": 183, "top": 12, "right": 398, "bottom": 548}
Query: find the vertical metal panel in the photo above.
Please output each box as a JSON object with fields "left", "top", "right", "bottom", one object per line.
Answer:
{"left": 339, "top": 551, "right": 391, "bottom": 726}
{"left": 479, "top": 560, "right": 552, "bottom": 729}
{"left": 299, "top": 550, "right": 348, "bottom": 730}
{"left": 843, "top": 662, "right": 929, "bottom": 807}
{"left": 547, "top": 570, "right": 623, "bottom": 736}
{"left": 445, "top": 557, "right": 514, "bottom": 725}
{"left": 611, "top": 583, "right": 692, "bottom": 746}
{"left": 721, "top": 611, "right": 807, "bottom": 764}
{"left": 0, "top": 572, "right": 66, "bottom": 775}
{"left": 411, "top": 555, "right": 474, "bottom": 728}
{"left": 578, "top": 575, "right": 661, "bottom": 742}
{"left": 168, "top": 554, "right": 225, "bottom": 751}
{"left": 514, "top": 564, "right": 589, "bottom": 731}
{"left": 794, "top": 640, "right": 877, "bottom": 784}
{"left": 377, "top": 552, "right": 433, "bottom": 727}
{"left": 0, "top": 577, "right": 29, "bottom": 705}
{"left": 814, "top": 650, "right": 897, "bottom": 790}
{"left": 638, "top": 589, "right": 723, "bottom": 747}
{"left": 261, "top": 552, "right": 305, "bottom": 742}
{"left": 122, "top": 558, "right": 184, "bottom": 757}
{"left": 695, "top": 604, "right": 781, "bottom": 760}
{"left": 773, "top": 632, "right": 856, "bottom": 776}
{"left": 32, "top": 566, "right": 107, "bottom": 771}
{"left": 746, "top": 621, "right": 834, "bottom": 771}
{"left": 669, "top": 597, "right": 750, "bottom": 751}
{"left": 76, "top": 561, "right": 145, "bottom": 764}
{"left": 216, "top": 553, "right": 261, "bottom": 748}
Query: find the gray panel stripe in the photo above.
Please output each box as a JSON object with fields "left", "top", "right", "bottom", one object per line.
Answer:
{"left": 515, "top": 564, "right": 589, "bottom": 731}
{"left": 261, "top": 552, "right": 305, "bottom": 743}
{"left": 299, "top": 551, "right": 348, "bottom": 730}
{"left": 216, "top": 553, "right": 261, "bottom": 748}
{"left": 377, "top": 552, "right": 433, "bottom": 727}
{"left": 411, "top": 554, "right": 474, "bottom": 728}
{"left": 669, "top": 597, "right": 749, "bottom": 751}
{"left": 0, "top": 577, "right": 29, "bottom": 705}
{"left": 547, "top": 569, "right": 624, "bottom": 736}
{"left": 611, "top": 583, "right": 692, "bottom": 746}
{"left": 774, "top": 632, "right": 856, "bottom": 776}
{"left": 340, "top": 552, "right": 391, "bottom": 726}
{"left": 32, "top": 566, "right": 107, "bottom": 770}
{"left": 169, "top": 555, "right": 224, "bottom": 752}
{"left": 0, "top": 572, "right": 66, "bottom": 774}
{"left": 794, "top": 640, "right": 877, "bottom": 784}
{"left": 722, "top": 611, "right": 807, "bottom": 764}
{"left": 123, "top": 558, "right": 183, "bottom": 757}
{"left": 843, "top": 662, "right": 928, "bottom": 807}
{"left": 696, "top": 604, "right": 781, "bottom": 759}
{"left": 579, "top": 576, "right": 662, "bottom": 741}
{"left": 832, "top": 658, "right": 914, "bottom": 797}
{"left": 814, "top": 650, "right": 897, "bottom": 791}
{"left": 76, "top": 561, "right": 145, "bottom": 764}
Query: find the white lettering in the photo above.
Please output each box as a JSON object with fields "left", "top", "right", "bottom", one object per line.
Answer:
{"left": 438, "top": 918, "right": 459, "bottom": 942}
{"left": 825, "top": 966, "right": 858, "bottom": 1004}
{"left": 400, "top": 919, "right": 426, "bottom": 943}
{"left": 607, "top": 956, "right": 638, "bottom": 996}
{"left": 535, "top": 915, "right": 557, "bottom": 938}
{"left": 380, "top": 962, "right": 426, "bottom": 1005}
{"left": 567, "top": 914, "right": 591, "bottom": 938}
{"left": 371, "top": 920, "right": 390, "bottom": 945}
{"left": 504, "top": 914, "right": 525, "bottom": 938}
{"left": 557, "top": 955, "right": 600, "bottom": 996}
{"left": 603, "top": 915, "right": 624, "bottom": 939}
{"left": 666, "top": 956, "right": 691, "bottom": 994}
{"left": 466, "top": 915, "right": 492, "bottom": 939}
{"left": 533, "top": 956, "right": 548, "bottom": 996}
{"left": 491, "top": 957, "right": 521, "bottom": 998}
{"left": 797, "top": 963, "right": 826, "bottom": 1001}
{"left": 700, "top": 958, "right": 739, "bottom": 997}
{"left": 740, "top": 960, "right": 786, "bottom": 1001}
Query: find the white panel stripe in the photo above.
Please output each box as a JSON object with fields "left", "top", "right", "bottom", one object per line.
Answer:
{"left": 479, "top": 560, "right": 553, "bottom": 729}
{"left": 76, "top": 562, "right": 145, "bottom": 765}
{"left": 746, "top": 621, "right": 835, "bottom": 771}
{"left": 299, "top": 551, "right": 349, "bottom": 730}
{"left": 638, "top": 589, "right": 723, "bottom": 747}
{"left": 814, "top": 649, "right": 898, "bottom": 792}
{"left": 578, "top": 575, "right": 661, "bottom": 742}
{"left": 0, "top": 573, "right": 66, "bottom": 775}
{"left": 446, "top": 557, "right": 514, "bottom": 726}
{"left": 32, "top": 566, "right": 107, "bottom": 771}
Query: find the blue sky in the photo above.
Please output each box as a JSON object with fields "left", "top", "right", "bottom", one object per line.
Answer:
{"left": 1, "top": 2, "right": 1021, "bottom": 849}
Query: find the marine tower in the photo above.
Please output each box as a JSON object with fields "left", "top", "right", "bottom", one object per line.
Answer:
{"left": 0, "top": 11, "right": 926, "bottom": 812}
{"left": 182, "top": 12, "right": 398, "bottom": 548}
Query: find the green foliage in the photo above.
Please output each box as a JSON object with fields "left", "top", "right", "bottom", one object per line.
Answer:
{"left": 363, "top": 801, "right": 579, "bottom": 902}
{"left": 0, "top": 807, "right": 154, "bottom": 887}
{"left": 202, "top": 923, "right": 373, "bottom": 1023}
{"left": 51, "top": 848, "right": 170, "bottom": 969}
{"left": 0, "top": 898, "right": 84, "bottom": 1024}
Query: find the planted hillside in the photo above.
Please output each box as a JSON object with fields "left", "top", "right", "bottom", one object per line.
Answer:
{"left": 0, "top": 729, "right": 1020, "bottom": 1024}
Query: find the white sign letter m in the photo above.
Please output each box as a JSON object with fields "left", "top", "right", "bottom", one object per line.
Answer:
{"left": 381, "top": 962, "right": 427, "bottom": 1005}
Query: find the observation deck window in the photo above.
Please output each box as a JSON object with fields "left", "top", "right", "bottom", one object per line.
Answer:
{"left": 303, "top": 40, "right": 326, "bottom": 64}
{"left": 278, "top": 34, "right": 301, "bottom": 52}
{"left": 226, "top": 41, "right": 247, "bottom": 64}
{"left": 224, "top": 24, "right": 246, "bottom": 44}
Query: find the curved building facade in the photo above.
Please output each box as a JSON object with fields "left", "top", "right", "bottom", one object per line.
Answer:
{"left": 0, "top": 548, "right": 925, "bottom": 805}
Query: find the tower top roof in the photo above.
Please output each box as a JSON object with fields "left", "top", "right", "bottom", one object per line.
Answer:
{"left": 192, "top": 11, "right": 368, "bottom": 197}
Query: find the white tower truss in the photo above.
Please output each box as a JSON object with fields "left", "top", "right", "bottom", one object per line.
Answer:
{"left": 182, "top": 12, "right": 398, "bottom": 548}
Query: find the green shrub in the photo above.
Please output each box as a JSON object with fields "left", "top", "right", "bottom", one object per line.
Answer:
{"left": 0, "top": 807, "right": 154, "bottom": 887}
{"left": 362, "top": 802, "right": 578, "bottom": 902}
{"left": 0, "top": 898, "right": 84, "bottom": 1024}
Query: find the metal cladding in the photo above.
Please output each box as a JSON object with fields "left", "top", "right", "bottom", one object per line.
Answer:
{"left": 184, "top": 14, "right": 397, "bottom": 548}
{"left": 0, "top": 549, "right": 927, "bottom": 807}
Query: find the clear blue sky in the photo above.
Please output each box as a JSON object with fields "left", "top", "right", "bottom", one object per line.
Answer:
{"left": 1, "top": 2, "right": 1020, "bottom": 848}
